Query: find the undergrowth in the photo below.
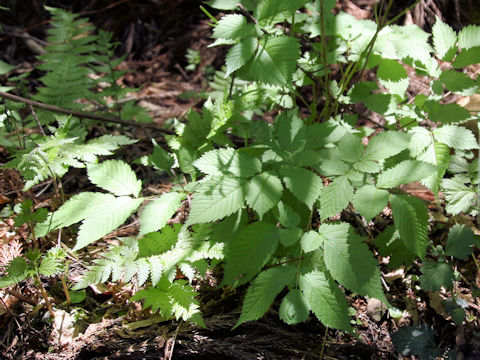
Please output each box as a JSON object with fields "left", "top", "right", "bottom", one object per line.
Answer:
{"left": 0, "top": 2, "right": 479, "bottom": 358}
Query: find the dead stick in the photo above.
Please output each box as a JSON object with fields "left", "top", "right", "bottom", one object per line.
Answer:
{"left": 0, "top": 91, "right": 171, "bottom": 132}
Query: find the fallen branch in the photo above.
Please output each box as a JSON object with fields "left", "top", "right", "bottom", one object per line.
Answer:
{"left": 0, "top": 91, "right": 171, "bottom": 132}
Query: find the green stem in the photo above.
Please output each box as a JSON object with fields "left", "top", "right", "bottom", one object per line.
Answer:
{"left": 200, "top": 5, "right": 218, "bottom": 25}
{"left": 319, "top": 0, "right": 332, "bottom": 117}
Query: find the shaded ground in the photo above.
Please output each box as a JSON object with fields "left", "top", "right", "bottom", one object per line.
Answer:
{"left": 1, "top": 1, "right": 480, "bottom": 359}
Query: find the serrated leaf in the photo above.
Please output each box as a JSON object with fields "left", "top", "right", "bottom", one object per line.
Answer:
{"left": 234, "top": 265, "right": 296, "bottom": 329}
{"left": 320, "top": 223, "right": 388, "bottom": 304}
{"left": 193, "top": 148, "right": 261, "bottom": 178}
{"left": 374, "top": 226, "right": 416, "bottom": 268}
{"left": 392, "top": 325, "right": 439, "bottom": 359}
{"left": 279, "top": 289, "right": 310, "bottom": 325}
{"left": 280, "top": 167, "right": 322, "bottom": 209}
{"left": 0, "top": 257, "right": 27, "bottom": 289}
{"left": 377, "top": 160, "right": 436, "bottom": 188}
{"left": 222, "top": 222, "right": 279, "bottom": 287}
{"left": 353, "top": 158, "right": 383, "bottom": 173}
{"left": 87, "top": 160, "right": 141, "bottom": 197}
{"left": 319, "top": 176, "right": 353, "bottom": 220}
{"left": 139, "top": 192, "right": 184, "bottom": 236}
{"left": 377, "top": 58, "right": 409, "bottom": 97}
{"left": 299, "top": 270, "right": 352, "bottom": 331}
{"left": 149, "top": 256, "right": 164, "bottom": 286}
{"left": 458, "top": 24, "right": 480, "bottom": 50}
{"left": 390, "top": 195, "right": 428, "bottom": 259}
{"left": 187, "top": 176, "right": 247, "bottom": 225}
{"left": 73, "top": 196, "right": 144, "bottom": 251}
{"left": 439, "top": 70, "right": 477, "bottom": 95}
{"left": 246, "top": 172, "right": 283, "bottom": 219}
{"left": 365, "top": 131, "right": 411, "bottom": 161}
{"left": 137, "top": 224, "right": 181, "bottom": 258}
{"left": 300, "top": 230, "right": 324, "bottom": 253}
{"left": 255, "top": 0, "right": 309, "bottom": 20}
{"left": 445, "top": 224, "right": 475, "bottom": 259}
{"left": 278, "top": 227, "right": 302, "bottom": 247}
{"left": 424, "top": 100, "right": 471, "bottom": 124}
{"left": 276, "top": 109, "right": 307, "bottom": 152}
{"left": 242, "top": 36, "right": 300, "bottom": 86}
{"left": 432, "top": 16, "right": 457, "bottom": 61}
{"left": 453, "top": 47, "right": 480, "bottom": 68}
{"left": 274, "top": 201, "right": 301, "bottom": 228}
{"left": 442, "top": 177, "right": 477, "bottom": 215}
{"left": 420, "top": 261, "right": 454, "bottom": 291}
{"left": 433, "top": 125, "right": 478, "bottom": 150}
{"left": 132, "top": 288, "right": 173, "bottom": 317}
{"left": 36, "top": 192, "right": 119, "bottom": 236}
{"left": 150, "top": 139, "right": 175, "bottom": 171}
{"left": 0, "top": 60, "right": 17, "bottom": 75}
{"left": 337, "top": 133, "right": 363, "bottom": 163}
{"left": 353, "top": 185, "right": 389, "bottom": 220}
{"left": 420, "top": 142, "right": 450, "bottom": 194}
{"left": 206, "top": 0, "right": 238, "bottom": 10}
{"left": 225, "top": 37, "right": 258, "bottom": 77}
{"left": 212, "top": 14, "right": 258, "bottom": 40}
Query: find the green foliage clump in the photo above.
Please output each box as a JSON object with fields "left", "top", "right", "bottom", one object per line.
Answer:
{"left": 1, "top": 3, "right": 479, "bottom": 347}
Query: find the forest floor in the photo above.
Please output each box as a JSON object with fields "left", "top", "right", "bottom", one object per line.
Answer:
{"left": 1, "top": 0, "right": 480, "bottom": 359}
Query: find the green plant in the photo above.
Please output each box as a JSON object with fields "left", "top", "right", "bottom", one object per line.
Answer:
{"left": 2, "top": 3, "right": 479, "bottom": 343}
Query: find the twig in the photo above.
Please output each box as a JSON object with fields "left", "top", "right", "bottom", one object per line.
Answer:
{"left": 29, "top": 104, "right": 45, "bottom": 136}
{"left": 0, "top": 91, "right": 171, "bottom": 132}
{"left": 236, "top": 3, "right": 258, "bottom": 24}
{"left": 5, "top": 289, "right": 37, "bottom": 306}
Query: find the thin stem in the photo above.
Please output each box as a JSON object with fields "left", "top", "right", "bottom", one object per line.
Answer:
{"left": 319, "top": 326, "right": 329, "bottom": 359}
{"left": 10, "top": 112, "right": 23, "bottom": 149}
{"left": 291, "top": 12, "right": 296, "bottom": 37}
{"left": 29, "top": 104, "right": 46, "bottom": 136}
{"left": 0, "top": 91, "right": 169, "bottom": 132}
{"left": 385, "top": 0, "right": 422, "bottom": 26}
{"left": 34, "top": 274, "right": 55, "bottom": 319}
{"left": 200, "top": 5, "right": 218, "bottom": 25}
{"left": 61, "top": 275, "right": 71, "bottom": 305}
{"left": 228, "top": 72, "right": 236, "bottom": 100}
{"left": 319, "top": 0, "right": 332, "bottom": 116}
